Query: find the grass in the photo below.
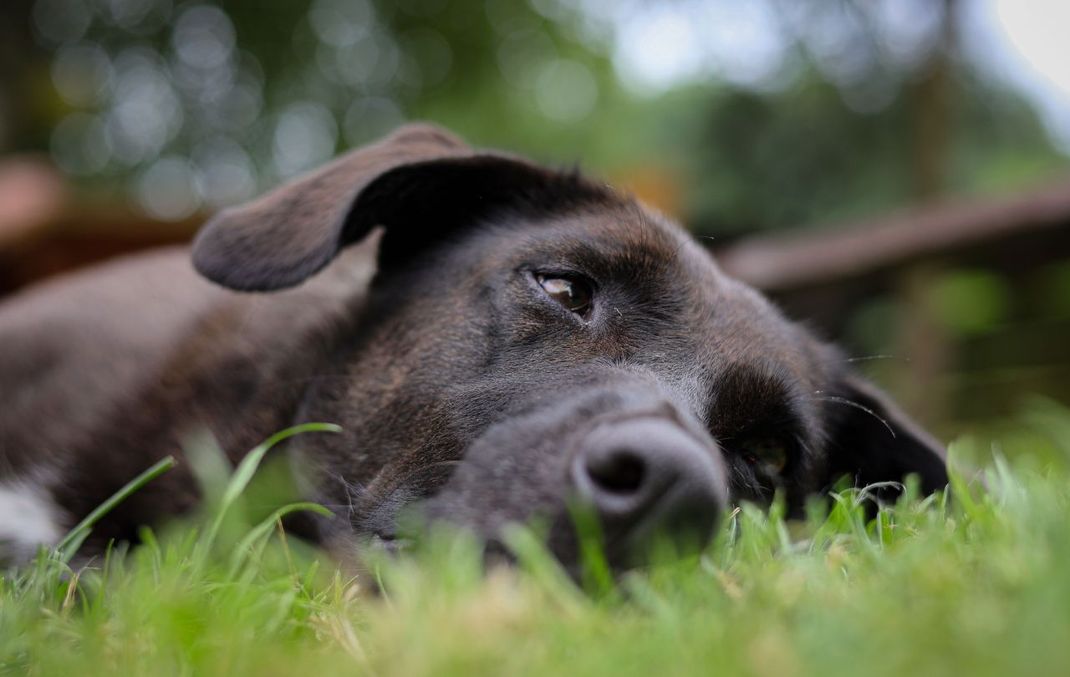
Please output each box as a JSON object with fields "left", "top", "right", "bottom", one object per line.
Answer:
{"left": 4, "top": 401, "right": 1070, "bottom": 676}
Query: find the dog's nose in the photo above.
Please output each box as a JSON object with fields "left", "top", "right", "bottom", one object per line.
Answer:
{"left": 570, "top": 419, "right": 727, "bottom": 558}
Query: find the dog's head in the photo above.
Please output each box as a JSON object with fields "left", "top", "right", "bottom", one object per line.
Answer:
{"left": 193, "top": 124, "right": 947, "bottom": 568}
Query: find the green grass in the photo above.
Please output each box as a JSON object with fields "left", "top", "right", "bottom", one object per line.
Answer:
{"left": 5, "top": 403, "right": 1070, "bottom": 676}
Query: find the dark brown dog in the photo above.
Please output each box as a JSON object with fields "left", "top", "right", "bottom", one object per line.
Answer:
{"left": 0, "top": 124, "right": 946, "bottom": 566}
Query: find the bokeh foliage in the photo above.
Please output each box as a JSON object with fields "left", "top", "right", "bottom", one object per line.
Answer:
{"left": 1, "top": 0, "right": 1068, "bottom": 428}
{"left": 2, "top": 0, "right": 1065, "bottom": 231}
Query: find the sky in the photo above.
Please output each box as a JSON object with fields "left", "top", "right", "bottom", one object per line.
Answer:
{"left": 965, "top": 0, "right": 1070, "bottom": 150}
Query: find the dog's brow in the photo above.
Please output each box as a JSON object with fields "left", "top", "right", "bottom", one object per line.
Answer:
{"left": 564, "top": 224, "right": 683, "bottom": 277}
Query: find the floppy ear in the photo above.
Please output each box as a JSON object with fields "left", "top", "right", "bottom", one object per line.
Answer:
{"left": 192, "top": 122, "right": 610, "bottom": 291}
{"left": 821, "top": 374, "right": 948, "bottom": 497}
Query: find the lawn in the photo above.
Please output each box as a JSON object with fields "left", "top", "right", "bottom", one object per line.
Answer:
{"left": 3, "top": 402, "right": 1070, "bottom": 677}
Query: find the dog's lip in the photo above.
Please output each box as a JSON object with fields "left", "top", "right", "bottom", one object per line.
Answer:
{"left": 369, "top": 531, "right": 411, "bottom": 553}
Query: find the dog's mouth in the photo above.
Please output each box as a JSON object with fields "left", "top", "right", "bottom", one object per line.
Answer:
{"left": 368, "top": 531, "right": 412, "bottom": 554}
{"left": 337, "top": 401, "right": 730, "bottom": 570}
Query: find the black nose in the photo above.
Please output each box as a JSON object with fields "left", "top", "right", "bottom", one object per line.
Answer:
{"left": 570, "top": 419, "right": 727, "bottom": 559}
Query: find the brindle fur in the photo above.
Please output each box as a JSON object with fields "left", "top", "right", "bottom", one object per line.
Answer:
{"left": 0, "top": 124, "right": 946, "bottom": 565}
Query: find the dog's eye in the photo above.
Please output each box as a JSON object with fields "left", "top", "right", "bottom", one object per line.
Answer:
{"left": 739, "top": 437, "right": 789, "bottom": 475}
{"left": 536, "top": 274, "right": 594, "bottom": 318}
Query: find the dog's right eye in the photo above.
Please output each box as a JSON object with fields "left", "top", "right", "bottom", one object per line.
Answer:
{"left": 535, "top": 273, "right": 594, "bottom": 319}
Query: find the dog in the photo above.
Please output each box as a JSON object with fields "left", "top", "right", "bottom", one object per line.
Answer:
{"left": 0, "top": 124, "right": 947, "bottom": 567}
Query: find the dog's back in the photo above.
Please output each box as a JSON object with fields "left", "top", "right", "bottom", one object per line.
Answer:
{"left": 0, "top": 242, "right": 375, "bottom": 556}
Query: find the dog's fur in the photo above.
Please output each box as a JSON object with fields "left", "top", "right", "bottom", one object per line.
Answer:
{"left": 0, "top": 124, "right": 947, "bottom": 566}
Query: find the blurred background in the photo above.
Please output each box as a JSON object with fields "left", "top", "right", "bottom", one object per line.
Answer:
{"left": 1, "top": 0, "right": 1069, "bottom": 452}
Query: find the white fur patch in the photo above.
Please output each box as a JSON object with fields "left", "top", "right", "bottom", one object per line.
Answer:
{"left": 0, "top": 478, "right": 61, "bottom": 562}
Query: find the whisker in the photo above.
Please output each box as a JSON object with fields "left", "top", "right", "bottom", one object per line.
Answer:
{"left": 845, "top": 354, "right": 908, "bottom": 364}
{"left": 794, "top": 434, "right": 818, "bottom": 465}
{"left": 812, "top": 395, "right": 897, "bottom": 438}
{"left": 336, "top": 473, "right": 367, "bottom": 518}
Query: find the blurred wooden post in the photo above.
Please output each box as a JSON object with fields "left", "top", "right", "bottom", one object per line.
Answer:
{"left": 893, "top": 0, "right": 955, "bottom": 424}
{"left": 896, "top": 263, "right": 950, "bottom": 425}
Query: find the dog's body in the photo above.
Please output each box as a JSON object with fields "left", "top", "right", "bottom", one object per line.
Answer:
{"left": 0, "top": 243, "right": 376, "bottom": 560}
{"left": 0, "top": 125, "right": 947, "bottom": 567}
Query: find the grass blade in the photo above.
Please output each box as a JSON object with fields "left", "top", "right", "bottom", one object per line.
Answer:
{"left": 199, "top": 423, "right": 342, "bottom": 555}
{"left": 229, "top": 502, "right": 334, "bottom": 576}
{"left": 54, "top": 455, "right": 176, "bottom": 563}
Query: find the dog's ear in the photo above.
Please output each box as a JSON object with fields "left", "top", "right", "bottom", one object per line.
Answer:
{"left": 192, "top": 123, "right": 467, "bottom": 291}
{"left": 821, "top": 373, "right": 948, "bottom": 496}
{"left": 192, "top": 122, "right": 609, "bottom": 291}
